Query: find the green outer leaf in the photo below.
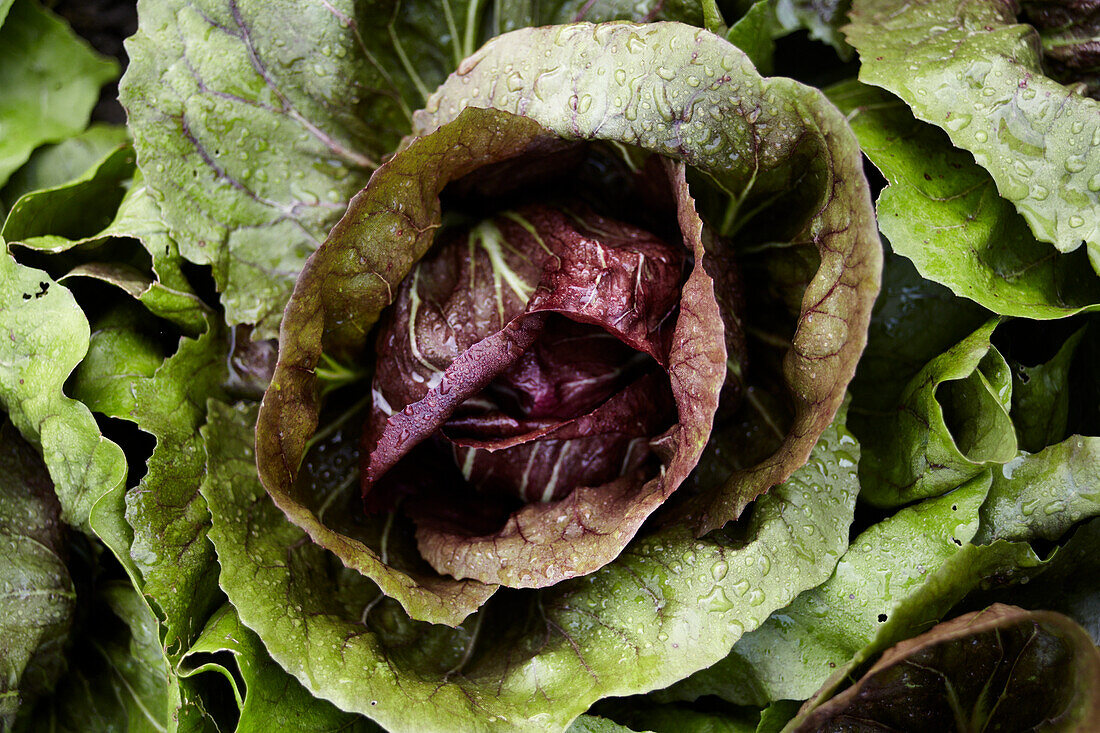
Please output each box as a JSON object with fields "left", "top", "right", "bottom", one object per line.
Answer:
{"left": 756, "top": 702, "right": 800, "bottom": 733}
{"left": 859, "top": 319, "right": 1018, "bottom": 507}
{"left": 70, "top": 306, "right": 165, "bottom": 416}
{"left": 497, "top": 0, "right": 706, "bottom": 32}
{"left": 2, "top": 144, "right": 136, "bottom": 251}
{"left": 7, "top": 164, "right": 213, "bottom": 336}
{"left": 119, "top": 0, "right": 425, "bottom": 338}
{"left": 70, "top": 302, "right": 229, "bottom": 660}
{"left": 1, "top": 123, "right": 129, "bottom": 210}
{"left": 0, "top": 242, "right": 127, "bottom": 535}
{"left": 93, "top": 173, "right": 214, "bottom": 335}
{"left": 412, "top": 21, "right": 881, "bottom": 533}
{"left": 0, "top": 0, "right": 118, "bottom": 187}
{"left": 659, "top": 472, "right": 991, "bottom": 706}
{"left": 725, "top": 1, "right": 777, "bottom": 75}
{"left": 205, "top": 400, "right": 858, "bottom": 733}
{"left": 15, "top": 581, "right": 171, "bottom": 733}
{"left": 977, "top": 436, "right": 1100, "bottom": 544}
{"left": 774, "top": 0, "right": 852, "bottom": 57}
{"left": 827, "top": 80, "right": 1100, "bottom": 318}
{"left": 0, "top": 248, "right": 199, "bottom": 723}
{"left": 968, "top": 517, "right": 1100, "bottom": 641}
{"left": 180, "top": 604, "right": 381, "bottom": 732}
{"left": 844, "top": 0, "right": 1100, "bottom": 256}
{"left": 1009, "top": 326, "right": 1086, "bottom": 451}
{"left": 0, "top": 420, "right": 75, "bottom": 728}
{"left": 848, "top": 243, "right": 990, "bottom": 420}
{"left": 122, "top": 325, "right": 228, "bottom": 660}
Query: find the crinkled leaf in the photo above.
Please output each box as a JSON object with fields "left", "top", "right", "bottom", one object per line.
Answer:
{"left": 1, "top": 144, "right": 135, "bottom": 252}
{"left": 0, "top": 419, "right": 74, "bottom": 728}
{"left": 0, "top": 0, "right": 118, "bottom": 188}
{"left": 92, "top": 173, "right": 213, "bottom": 335}
{"left": 848, "top": 243, "right": 989, "bottom": 421}
{"left": 827, "top": 80, "right": 1100, "bottom": 317}
{"left": 789, "top": 604, "right": 1100, "bottom": 732}
{"left": 179, "top": 604, "right": 382, "bottom": 732}
{"left": 844, "top": 0, "right": 1100, "bottom": 257}
{"left": 859, "top": 319, "right": 1018, "bottom": 507}
{"left": 977, "top": 436, "right": 1100, "bottom": 544}
{"left": 71, "top": 306, "right": 228, "bottom": 659}
{"left": 205, "top": 400, "right": 857, "bottom": 733}
{"left": 413, "top": 20, "right": 880, "bottom": 533}
{"left": 0, "top": 123, "right": 129, "bottom": 210}
{"left": 6, "top": 161, "right": 210, "bottom": 334}
{"left": 15, "top": 581, "right": 171, "bottom": 732}
{"left": 659, "top": 472, "right": 991, "bottom": 706}
{"left": 0, "top": 242, "right": 127, "bottom": 535}
{"left": 120, "top": 0, "right": 492, "bottom": 337}
{"left": 1009, "top": 326, "right": 1086, "bottom": 451}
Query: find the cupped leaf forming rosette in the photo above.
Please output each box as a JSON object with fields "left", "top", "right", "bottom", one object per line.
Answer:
{"left": 257, "top": 19, "right": 881, "bottom": 619}
{"left": 239, "top": 19, "right": 881, "bottom": 731}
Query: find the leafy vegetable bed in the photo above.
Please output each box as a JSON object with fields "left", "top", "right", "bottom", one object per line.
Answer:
{"left": 1, "top": 0, "right": 1098, "bottom": 731}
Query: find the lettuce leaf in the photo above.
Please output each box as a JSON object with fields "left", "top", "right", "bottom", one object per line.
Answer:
{"left": 0, "top": 0, "right": 117, "bottom": 188}
{"left": 845, "top": 0, "right": 1100, "bottom": 266}
{"left": 205, "top": 400, "right": 859, "bottom": 732}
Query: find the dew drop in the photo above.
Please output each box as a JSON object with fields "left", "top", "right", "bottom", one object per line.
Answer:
{"left": 1044, "top": 500, "right": 1067, "bottom": 515}
{"left": 699, "top": 586, "right": 733, "bottom": 613}
{"left": 944, "top": 113, "right": 971, "bottom": 131}
{"left": 1063, "top": 154, "right": 1087, "bottom": 173}
{"left": 710, "top": 560, "right": 728, "bottom": 581}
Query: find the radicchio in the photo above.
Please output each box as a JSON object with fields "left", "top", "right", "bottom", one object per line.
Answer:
{"left": 361, "top": 201, "right": 722, "bottom": 587}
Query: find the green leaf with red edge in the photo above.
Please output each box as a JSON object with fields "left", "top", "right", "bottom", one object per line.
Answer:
{"left": 788, "top": 604, "right": 1100, "bottom": 732}
{"left": 118, "top": 0, "right": 498, "bottom": 338}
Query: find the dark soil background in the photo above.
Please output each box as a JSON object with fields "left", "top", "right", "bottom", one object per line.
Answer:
{"left": 48, "top": 0, "right": 138, "bottom": 123}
